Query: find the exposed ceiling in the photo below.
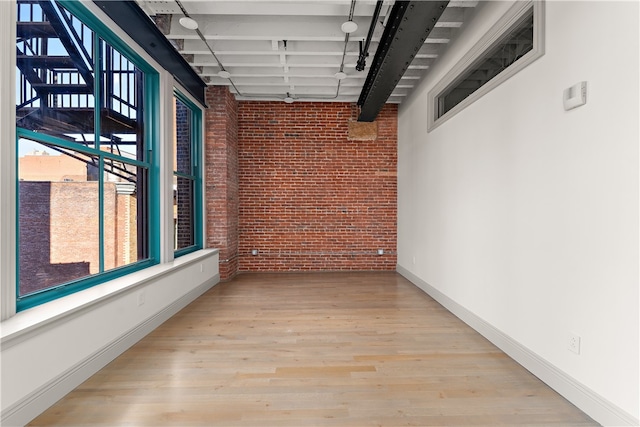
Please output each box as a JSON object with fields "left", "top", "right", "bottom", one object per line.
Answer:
{"left": 135, "top": 0, "right": 479, "bottom": 103}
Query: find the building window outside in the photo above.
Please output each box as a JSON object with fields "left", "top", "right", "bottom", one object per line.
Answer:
{"left": 15, "top": 0, "right": 159, "bottom": 310}
{"left": 428, "top": 1, "right": 544, "bottom": 131}
{"left": 173, "top": 92, "right": 202, "bottom": 256}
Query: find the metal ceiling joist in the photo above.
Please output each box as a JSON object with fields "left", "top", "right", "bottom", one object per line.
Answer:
{"left": 93, "top": 0, "right": 207, "bottom": 106}
{"left": 357, "top": 0, "right": 450, "bottom": 122}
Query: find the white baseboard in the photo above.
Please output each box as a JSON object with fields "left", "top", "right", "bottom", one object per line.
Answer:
{"left": 1, "top": 274, "right": 219, "bottom": 427}
{"left": 396, "top": 265, "right": 638, "bottom": 427}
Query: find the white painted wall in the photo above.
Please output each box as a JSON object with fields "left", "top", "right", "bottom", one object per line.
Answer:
{"left": 398, "top": 1, "right": 638, "bottom": 425}
{"left": 0, "top": 2, "right": 219, "bottom": 426}
{"left": 1, "top": 251, "right": 219, "bottom": 426}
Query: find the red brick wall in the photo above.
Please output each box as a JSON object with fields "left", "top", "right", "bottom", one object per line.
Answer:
{"left": 175, "top": 99, "right": 194, "bottom": 249}
{"left": 205, "top": 86, "right": 239, "bottom": 279}
{"left": 18, "top": 181, "right": 135, "bottom": 296}
{"left": 237, "top": 102, "right": 397, "bottom": 271}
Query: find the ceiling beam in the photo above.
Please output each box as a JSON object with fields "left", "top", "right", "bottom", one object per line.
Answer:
{"left": 93, "top": 0, "right": 206, "bottom": 105}
{"left": 357, "top": 1, "right": 449, "bottom": 122}
{"left": 163, "top": 14, "right": 452, "bottom": 43}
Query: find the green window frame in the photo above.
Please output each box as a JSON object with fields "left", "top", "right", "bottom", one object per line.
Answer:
{"left": 173, "top": 90, "right": 203, "bottom": 257}
{"left": 15, "top": 0, "right": 160, "bottom": 311}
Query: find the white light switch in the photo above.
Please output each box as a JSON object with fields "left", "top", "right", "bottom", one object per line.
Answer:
{"left": 563, "top": 81, "right": 587, "bottom": 111}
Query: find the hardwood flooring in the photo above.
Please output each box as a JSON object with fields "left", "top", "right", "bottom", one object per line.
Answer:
{"left": 29, "top": 272, "right": 598, "bottom": 426}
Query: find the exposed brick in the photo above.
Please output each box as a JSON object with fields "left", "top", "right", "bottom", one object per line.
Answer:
{"left": 18, "top": 181, "right": 136, "bottom": 295}
{"left": 175, "top": 99, "right": 194, "bottom": 249}
{"left": 236, "top": 102, "right": 397, "bottom": 271}
{"left": 204, "top": 86, "right": 239, "bottom": 279}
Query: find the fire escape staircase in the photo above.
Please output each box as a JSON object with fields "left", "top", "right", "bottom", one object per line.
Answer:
{"left": 16, "top": 0, "right": 139, "bottom": 142}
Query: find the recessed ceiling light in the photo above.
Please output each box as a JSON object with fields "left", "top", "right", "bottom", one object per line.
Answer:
{"left": 341, "top": 20, "right": 358, "bottom": 34}
{"left": 284, "top": 96, "right": 294, "bottom": 104}
{"left": 217, "top": 70, "right": 231, "bottom": 79}
{"left": 179, "top": 16, "right": 199, "bottom": 30}
{"left": 334, "top": 71, "right": 347, "bottom": 80}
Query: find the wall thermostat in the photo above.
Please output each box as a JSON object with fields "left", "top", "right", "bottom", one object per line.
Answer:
{"left": 563, "top": 81, "right": 587, "bottom": 111}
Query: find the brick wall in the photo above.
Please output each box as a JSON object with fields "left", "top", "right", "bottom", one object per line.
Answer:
{"left": 115, "top": 188, "right": 138, "bottom": 266}
{"left": 237, "top": 102, "right": 397, "bottom": 271}
{"left": 205, "top": 86, "right": 239, "bottom": 279}
{"left": 175, "top": 99, "right": 194, "bottom": 249}
{"left": 19, "top": 181, "right": 137, "bottom": 296}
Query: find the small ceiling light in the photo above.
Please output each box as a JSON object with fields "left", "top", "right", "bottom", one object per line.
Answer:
{"left": 334, "top": 71, "right": 347, "bottom": 80}
{"left": 217, "top": 70, "right": 231, "bottom": 79}
{"left": 179, "top": 16, "right": 198, "bottom": 30}
{"left": 341, "top": 20, "right": 358, "bottom": 34}
{"left": 284, "top": 96, "right": 294, "bottom": 104}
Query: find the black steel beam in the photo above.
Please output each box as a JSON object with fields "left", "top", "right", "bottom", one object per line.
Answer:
{"left": 357, "top": 0, "right": 449, "bottom": 122}
{"left": 29, "top": 83, "right": 93, "bottom": 94}
{"left": 17, "top": 55, "right": 76, "bottom": 69}
{"left": 93, "top": 0, "right": 207, "bottom": 106}
{"left": 16, "top": 22, "right": 58, "bottom": 39}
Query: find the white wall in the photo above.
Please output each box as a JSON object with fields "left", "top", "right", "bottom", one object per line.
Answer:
{"left": 1, "top": 251, "right": 219, "bottom": 427}
{"left": 0, "top": 2, "right": 219, "bottom": 426}
{"left": 398, "top": 1, "right": 638, "bottom": 425}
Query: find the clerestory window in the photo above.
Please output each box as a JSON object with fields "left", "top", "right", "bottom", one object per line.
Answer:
{"left": 428, "top": 1, "right": 545, "bottom": 131}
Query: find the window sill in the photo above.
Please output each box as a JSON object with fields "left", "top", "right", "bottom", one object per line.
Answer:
{"left": 0, "top": 248, "right": 219, "bottom": 348}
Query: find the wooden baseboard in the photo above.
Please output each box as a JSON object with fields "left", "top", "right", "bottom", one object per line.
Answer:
{"left": 1, "top": 274, "right": 219, "bottom": 427}
{"left": 397, "top": 265, "right": 638, "bottom": 427}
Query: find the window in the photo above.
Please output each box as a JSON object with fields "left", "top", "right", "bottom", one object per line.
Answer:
{"left": 15, "top": 0, "right": 159, "bottom": 310}
{"left": 173, "top": 92, "right": 202, "bottom": 256}
{"left": 428, "top": 1, "right": 545, "bottom": 131}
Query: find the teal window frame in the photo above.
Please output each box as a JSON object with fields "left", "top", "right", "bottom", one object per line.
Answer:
{"left": 173, "top": 89, "right": 203, "bottom": 258}
{"left": 15, "top": 0, "right": 160, "bottom": 311}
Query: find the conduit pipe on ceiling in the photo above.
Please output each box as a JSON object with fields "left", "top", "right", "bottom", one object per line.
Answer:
{"left": 356, "top": 0, "right": 450, "bottom": 122}
{"left": 174, "top": 0, "right": 242, "bottom": 94}
{"left": 355, "top": 0, "right": 383, "bottom": 72}
{"left": 93, "top": 0, "right": 206, "bottom": 105}
{"left": 174, "top": 0, "right": 358, "bottom": 102}
{"left": 298, "top": 0, "right": 356, "bottom": 101}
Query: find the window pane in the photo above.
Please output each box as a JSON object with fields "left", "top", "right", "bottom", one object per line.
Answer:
{"left": 174, "top": 97, "right": 192, "bottom": 175}
{"left": 15, "top": 1, "right": 158, "bottom": 311}
{"left": 438, "top": 8, "right": 534, "bottom": 117}
{"left": 104, "top": 162, "right": 148, "bottom": 269}
{"left": 174, "top": 176, "right": 194, "bottom": 250}
{"left": 18, "top": 139, "right": 99, "bottom": 297}
{"left": 100, "top": 39, "right": 144, "bottom": 162}
{"left": 16, "top": 1, "right": 96, "bottom": 148}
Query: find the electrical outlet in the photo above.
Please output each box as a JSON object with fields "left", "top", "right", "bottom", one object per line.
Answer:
{"left": 568, "top": 333, "right": 581, "bottom": 354}
{"left": 200, "top": 263, "right": 204, "bottom": 272}
{"left": 412, "top": 256, "right": 416, "bottom": 265}
{"left": 137, "top": 290, "right": 146, "bottom": 307}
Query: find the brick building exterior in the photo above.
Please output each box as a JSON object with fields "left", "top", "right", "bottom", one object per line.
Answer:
{"left": 18, "top": 155, "right": 137, "bottom": 296}
{"left": 175, "top": 98, "right": 194, "bottom": 250}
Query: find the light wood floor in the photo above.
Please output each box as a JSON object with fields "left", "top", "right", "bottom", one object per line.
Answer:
{"left": 29, "top": 272, "right": 598, "bottom": 426}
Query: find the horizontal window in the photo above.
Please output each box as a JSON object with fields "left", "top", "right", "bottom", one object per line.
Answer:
{"left": 428, "top": 1, "right": 545, "bottom": 131}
